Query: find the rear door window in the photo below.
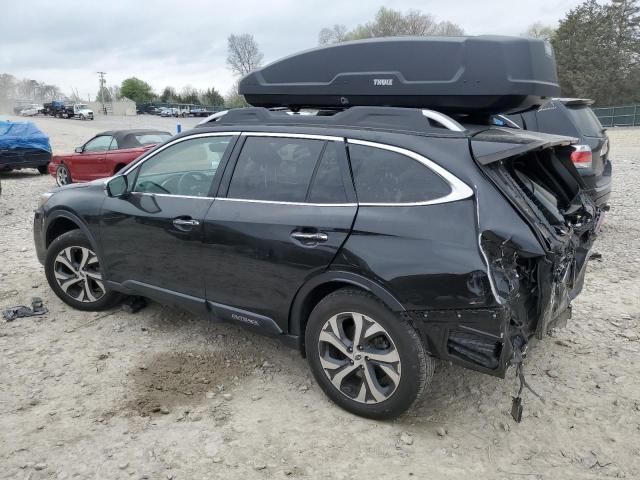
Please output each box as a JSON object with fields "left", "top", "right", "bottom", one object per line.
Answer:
{"left": 348, "top": 143, "right": 451, "bottom": 204}
{"left": 227, "top": 136, "right": 324, "bottom": 202}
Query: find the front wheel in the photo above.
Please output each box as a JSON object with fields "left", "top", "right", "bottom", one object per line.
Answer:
{"left": 80, "top": 114, "right": 85, "bottom": 120}
{"left": 37, "top": 165, "right": 48, "bottom": 174}
{"left": 56, "top": 164, "right": 71, "bottom": 186}
{"left": 305, "top": 288, "right": 433, "bottom": 420}
{"left": 45, "top": 230, "right": 121, "bottom": 311}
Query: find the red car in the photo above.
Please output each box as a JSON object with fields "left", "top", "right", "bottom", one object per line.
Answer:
{"left": 49, "top": 129, "right": 172, "bottom": 186}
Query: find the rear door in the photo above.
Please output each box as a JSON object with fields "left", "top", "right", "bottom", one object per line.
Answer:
{"left": 202, "top": 133, "right": 357, "bottom": 332}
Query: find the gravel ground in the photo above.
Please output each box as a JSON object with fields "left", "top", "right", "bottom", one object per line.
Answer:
{"left": 0, "top": 115, "right": 639, "bottom": 480}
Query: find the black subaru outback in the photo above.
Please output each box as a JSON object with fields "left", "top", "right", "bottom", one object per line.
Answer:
{"left": 33, "top": 37, "right": 601, "bottom": 419}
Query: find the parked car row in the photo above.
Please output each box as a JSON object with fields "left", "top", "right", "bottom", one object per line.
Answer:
{"left": 42, "top": 101, "right": 94, "bottom": 120}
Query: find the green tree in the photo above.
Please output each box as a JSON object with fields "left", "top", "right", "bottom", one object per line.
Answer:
{"left": 552, "top": 0, "right": 640, "bottom": 105}
{"left": 201, "top": 87, "right": 224, "bottom": 106}
{"left": 120, "top": 77, "right": 155, "bottom": 104}
{"left": 318, "top": 7, "right": 464, "bottom": 44}
{"left": 160, "top": 86, "right": 177, "bottom": 103}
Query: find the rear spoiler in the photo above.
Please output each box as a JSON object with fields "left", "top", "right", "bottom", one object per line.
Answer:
{"left": 470, "top": 128, "right": 577, "bottom": 165}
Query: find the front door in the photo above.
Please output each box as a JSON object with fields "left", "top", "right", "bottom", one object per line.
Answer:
{"left": 203, "top": 133, "right": 357, "bottom": 332}
{"left": 99, "top": 133, "right": 237, "bottom": 313}
{"left": 73, "top": 135, "right": 112, "bottom": 180}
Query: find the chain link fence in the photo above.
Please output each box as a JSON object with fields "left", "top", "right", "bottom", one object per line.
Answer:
{"left": 592, "top": 104, "right": 640, "bottom": 127}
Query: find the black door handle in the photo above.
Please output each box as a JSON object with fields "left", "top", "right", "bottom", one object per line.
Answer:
{"left": 291, "top": 231, "right": 328, "bottom": 243}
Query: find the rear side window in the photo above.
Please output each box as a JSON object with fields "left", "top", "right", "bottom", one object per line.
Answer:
{"left": 566, "top": 106, "right": 603, "bottom": 137}
{"left": 136, "top": 133, "right": 172, "bottom": 145}
{"left": 307, "top": 141, "right": 348, "bottom": 204}
{"left": 228, "top": 136, "right": 324, "bottom": 202}
{"left": 348, "top": 143, "right": 450, "bottom": 204}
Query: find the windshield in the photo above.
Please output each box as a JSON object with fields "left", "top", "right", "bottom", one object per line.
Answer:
{"left": 566, "top": 106, "right": 603, "bottom": 137}
{"left": 76, "top": 104, "right": 88, "bottom": 109}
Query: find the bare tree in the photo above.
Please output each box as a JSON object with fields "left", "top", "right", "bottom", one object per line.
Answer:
{"left": 523, "top": 22, "right": 556, "bottom": 40}
{"left": 227, "top": 34, "right": 264, "bottom": 78}
{"left": 319, "top": 24, "right": 348, "bottom": 45}
{"left": 318, "top": 7, "right": 465, "bottom": 44}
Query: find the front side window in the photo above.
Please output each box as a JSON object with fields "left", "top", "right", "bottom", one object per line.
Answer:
{"left": 133, "top": 135, "right": 232, "bottom": 197}
{"left": 84, "top": 135, "right": 113, "bottom": 152}
{"left": 348, "top": 143, "right": 451, "bottom": 204}
{"left": 227, "top": 136, "right": 324, "bottom": 202}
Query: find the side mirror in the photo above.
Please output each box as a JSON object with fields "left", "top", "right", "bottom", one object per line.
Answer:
{"left": 74, "top": 147, "right": 83, "bottom": 153}
{"left": 105, "top": 175, "right": 128, "bottom": 198}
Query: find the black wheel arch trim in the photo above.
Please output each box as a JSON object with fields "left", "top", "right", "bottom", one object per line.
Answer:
{"left": 45, "top": 210, "right": 101, "bottom": 260}
{"left": 288, "top": 270, "right": 406, "bottom": 338}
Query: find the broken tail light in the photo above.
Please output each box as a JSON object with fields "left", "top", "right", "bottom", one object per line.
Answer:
{"left": 570, "top": 144, "right": 592, "bottom": 169}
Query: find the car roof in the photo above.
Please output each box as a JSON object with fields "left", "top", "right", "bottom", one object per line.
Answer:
{"left": 93, "top": 129, "right": 171, "bottom": 149}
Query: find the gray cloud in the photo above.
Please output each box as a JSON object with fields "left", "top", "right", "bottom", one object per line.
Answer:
{"left": 0, "top": 0, "right": 584, "bottom": 99}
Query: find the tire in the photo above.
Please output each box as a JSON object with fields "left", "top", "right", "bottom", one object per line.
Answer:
{"left": 45, "top": 230, "right": 121, "bottom": 311}
{"left": 56, "top": 164, "right": 71, "bottom": 186}
{"left": 305, "top": 288, "right": 433, "bottom": 420}
{"left": 37, "top": 165, "right": 48, "bottom": 174}
{"left": 80, "top": 114, "right": 85, "bottom": 120}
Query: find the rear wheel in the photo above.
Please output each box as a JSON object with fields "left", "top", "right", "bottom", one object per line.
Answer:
{"left": 305, "top": 288, "right": 433, "bottom": 419}
{"left": 45, "top": 230, "right": 120, "bottom": 311}
{"left": 56, "top": 164, "right": 71, "bottom": 186}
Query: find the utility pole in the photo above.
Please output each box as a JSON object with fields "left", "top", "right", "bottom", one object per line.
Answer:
{"left": 97, "top": 71, "right": 106, "bottom": 115}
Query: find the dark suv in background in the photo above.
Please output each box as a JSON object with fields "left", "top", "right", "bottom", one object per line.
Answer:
{"left": 497, "top": 98, "right": 612, "bottom": 207}
{"left": 33, "top": 37, "right": 602, "bottom": 419}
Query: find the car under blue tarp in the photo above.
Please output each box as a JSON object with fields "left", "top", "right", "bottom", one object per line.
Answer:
{"left": 0, "top": 121, "right": 51, "bottom": 153}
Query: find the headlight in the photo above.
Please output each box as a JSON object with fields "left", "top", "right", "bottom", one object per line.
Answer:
{"left": 38, "top": 192, "right": 54, "bottom": 208}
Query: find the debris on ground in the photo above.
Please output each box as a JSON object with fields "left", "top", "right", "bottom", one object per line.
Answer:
{"left": 2, "top": 297, "right": 47, "bottom": 321}
{"left": 121, "top": 296, "right": 147, "bottom": 314}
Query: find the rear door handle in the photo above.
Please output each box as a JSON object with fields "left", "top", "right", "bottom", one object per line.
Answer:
{"left": 291, "top": 231, "right": 328, "bottom": 243}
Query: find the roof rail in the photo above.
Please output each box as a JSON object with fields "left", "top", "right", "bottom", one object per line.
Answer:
{"left": 421, "top": 110, "right": 465, "bottom": 132}
{"left": 196, "top": 106, "right": 468, "bottom": 135}
{"left": 197, "top": 110, "right": 229, "bottom": 125}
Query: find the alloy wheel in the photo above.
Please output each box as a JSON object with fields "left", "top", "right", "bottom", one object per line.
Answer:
{"left": 56, "top": 166, "right": 69, "bottom": 186}
{"left": 53, "top": 246, "right": 105, "bottom": 303}
{"left": 317, "top": 312, "right": 401, "bottom": 404}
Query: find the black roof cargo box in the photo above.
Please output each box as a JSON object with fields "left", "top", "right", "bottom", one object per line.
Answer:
{"left": 239, "top": 36, "right": 560, "bottom": 115}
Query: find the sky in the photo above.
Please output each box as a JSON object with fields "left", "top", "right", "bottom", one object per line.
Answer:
{"left": 0, "top": 0, "right": 586, "bottom": 100}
